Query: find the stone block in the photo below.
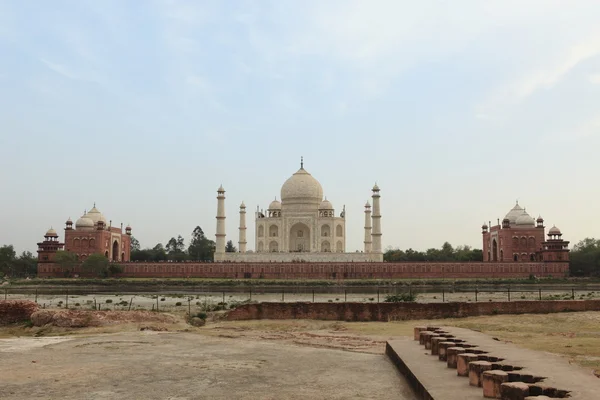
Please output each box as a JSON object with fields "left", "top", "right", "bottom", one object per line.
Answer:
{"left": 414, "top": 326, "right": 427, "bottom": 341}
{"left": 430, "top": 336, "right": 446, "bottom": 355}
{"left": 482, "top": 370, "right": 509, "bottom": 398}
{"left": 457, "top": 353, "right": 480, "bottom": 376}
{"left": 419, "top": 331, "right": 435, "bottom": 345}
{"left": 425, "top": 335, "right": 442, "bottom": 350}
{"left": 446, "top": 346, "right": 465, "bottom": 369}
{"left": 469, "top": 360, "right": 492, "bottom": 387}
{"left": 438, "top": 341, "right": 456, "bottom": 361}
{"left": 500, "top": 382, "right": 530, "bottom": 400}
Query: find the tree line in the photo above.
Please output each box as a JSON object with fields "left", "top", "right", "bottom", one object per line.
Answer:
{"left": 130, "top": 226, "right": 235, "bottom": 262}
{"left": 384, "top": 242, "right": 484, "bottom": 262}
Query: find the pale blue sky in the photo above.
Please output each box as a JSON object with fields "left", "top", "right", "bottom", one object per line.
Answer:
{"left": 1, "top": 1, "right": 600, "bottom": 254}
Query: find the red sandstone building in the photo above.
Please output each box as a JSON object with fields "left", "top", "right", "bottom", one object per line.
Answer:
{"left": 482, "top": 202, "right": 569, "bottom": 263}
{"left": 37, "top": 205, "right": 132, "bottom": 276}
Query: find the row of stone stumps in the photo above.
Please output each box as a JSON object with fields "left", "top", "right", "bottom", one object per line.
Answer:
{"left": 415, "top": 326, "right": 571, "bottom": 400}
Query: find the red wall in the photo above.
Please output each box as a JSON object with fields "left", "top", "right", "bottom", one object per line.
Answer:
{"left": 37, "top": 261, "right": 569, "bottom": 279}
{"left": 226, "top": 299, "right": 600, "bottom": 322}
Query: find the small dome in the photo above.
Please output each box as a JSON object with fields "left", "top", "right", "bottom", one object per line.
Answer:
{"left": 365, "top": 201, "right": 371, "bottom": 208}
{"left": 504, "top": 202, "right": 524, "bottom": 224}
{"left": 218, "top": 184, "right": 225, "bottom": 192}
{"left": 85, "top": 205, "right": 107, "bottom": 227}
{"left": 319, "top": 198, "right": 334, "bottom": 210}
{"left": 548, "top": 225, "right": 561, "bottom": 235}
{"left": 268, "top": 198, "right": 282, "bottom": 210}
{"left": 240, "top": 201, "right": 246, "bottom": 209}
{"left": 372, "top": 183, "right": 380, "bottom": 191}
{"left": 482, "top": 223, "right": 488, "bottom": 229}
{"left": 537, "top": 215, "right": 544, "bottom": 222}
{"left": 45, "top": 228, "right": 58, "bottom": 237}
{"left": 75, "top": 216, "right": 94, "bottom": 229}
{"left": 515, "top": 210, "right": 535, "bottom": 226}
{"left": 65, "top": 217, "right": 72, "bottom": 224}
{"left": 280, "top": 167, "right": 323, "bottom": 206}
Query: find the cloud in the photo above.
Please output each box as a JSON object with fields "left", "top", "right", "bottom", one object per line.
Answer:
{"left": 40, "top": 58, "right": 80, "bottom": 80}
{"left": 512, "top": 38, "right": 600, "bottom": 99}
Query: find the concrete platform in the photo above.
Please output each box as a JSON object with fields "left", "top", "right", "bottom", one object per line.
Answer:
{"left": 387, "top": 326, "right": 600, "bottom": 399}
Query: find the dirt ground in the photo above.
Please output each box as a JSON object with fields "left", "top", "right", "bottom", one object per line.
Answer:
{"left": 1, "top": 310, "right": 599, "bottom": 399}
{"left": 0, "top": 330, "right": 414, "bottom": 400}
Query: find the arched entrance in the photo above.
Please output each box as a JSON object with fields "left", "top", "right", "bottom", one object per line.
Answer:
{"left": 492, "top": 239, "right": 498, "bottom": 262}
{"left": 112, "top": 241, "right": 119, "bottom": 261}
{"left": 289, "top": 223, "right": 310, "bottom": 252}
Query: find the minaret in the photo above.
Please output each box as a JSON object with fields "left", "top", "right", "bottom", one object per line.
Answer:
{"left": 364, "top": 201, "right": 372, "bottom": 253}
{"left": 215, "top": 185, "right": 226, "bottom": 254}
{"left": 371, "top": 183, "right": 382, "bottom": 253}
{"left": 238, "top": 201, "right": 247, "bottom": 253}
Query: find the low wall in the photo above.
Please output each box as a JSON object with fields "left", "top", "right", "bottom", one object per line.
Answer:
{"left": 37, "top": 260, "right": 569, "bottom": 279}
{"left": 226, "top": 299, "right": 600, "bottom": 322}
{"left": 0, "top": 300, "right": 39, "bottom": 325}
{"left": 214, "top": 252, "right": 384, "bottom": 263}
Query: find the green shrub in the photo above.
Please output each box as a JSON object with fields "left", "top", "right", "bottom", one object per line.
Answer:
{"left": 160, "top": 298, "right": 165, "bottom": 301}
{"left": 196, "top": 312, "right": 207, "bottom": 320}
{"left": 75, "top": 303, "right": 81, "bottom": 306}
{"left": 175, "top": 302, "right": 182, "bottom": 306}
{"left": 105, "top": 299, "right": 113, "bottom": 304}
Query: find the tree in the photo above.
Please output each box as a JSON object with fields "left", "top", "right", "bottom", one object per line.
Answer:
{"left": 225, "top": 240, "right": 237, "bottom": 253}
{"left": 81, "top": 253, "right": 110, "bottom": 277}
{"left": 0, "top": 245, "right": 16, "bottom": 277}
{"left": 188, "top": 226, "right": 215, "bottom": 261}
{"left": 130, "top": 236, "right": 140, "bottom": 252}
{"left": 13, "top": 251, "right": 38, "bottom": 278}
{"left": 53, "top": 251, "right": 79, "bottom": 276}
{"left": 570, "top": 238, "right": 600, "bottom": 277}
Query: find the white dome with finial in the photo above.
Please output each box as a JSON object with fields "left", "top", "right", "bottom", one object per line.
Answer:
{"left": 515, "top": 210, "right": 535, "bottom": 226}
{"left": 504, "top": 202, "right": 524, "bottom": 224}
{"left": 319, "top": 198, "right": 334, "bottom": 210}
{"left": 269, "top": 198, "right": 282, "bottom": 210}
{"left": 280, "top": 158, "right": 323, "bottom": 207}
{"left": 85, "top": 204, "right": 107, "bottom": 227}
{"left": 75, "top": 213, "right": 94, "bottom": 229}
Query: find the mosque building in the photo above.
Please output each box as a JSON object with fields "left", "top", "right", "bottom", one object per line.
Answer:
{"left": 37, "top": 204, "right": 132, "bottom": 266}
{"left": 482, "top": 202, "right": 569, "bottom": 263}
{"left": 214, "top": 159, "right": 384, "bottom": 262}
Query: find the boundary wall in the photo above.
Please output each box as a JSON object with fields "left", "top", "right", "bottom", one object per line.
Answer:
{"left": 226, "top": 299, "right": 600, "bottom": 321}
{"left": 37, "top": 261, "right": 569, "bottom": 279}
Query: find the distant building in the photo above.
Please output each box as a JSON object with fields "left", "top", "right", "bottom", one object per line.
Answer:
{"left": 482, "top": 202, "right": 569, "bottom": 263}
{"left": 214, "top": 159, "right": 383, "bottom": 262}
{"left": 37, "top": 204, "right": 132, "bottom": 264}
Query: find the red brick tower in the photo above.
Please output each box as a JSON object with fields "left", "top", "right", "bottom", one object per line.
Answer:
{"left": 37, "top": 228, "right": 65, "bottom": 262}
{"left": 540, "top": 226, "right": 570, "bottom": 262}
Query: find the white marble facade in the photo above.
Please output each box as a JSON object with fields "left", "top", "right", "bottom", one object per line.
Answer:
{"left": 214, "top": 160, "right": 383, "bottom": 262}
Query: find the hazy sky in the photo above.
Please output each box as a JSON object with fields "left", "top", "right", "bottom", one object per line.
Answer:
{"left": 2, "top": 1, "right": 600, "bottom": 254}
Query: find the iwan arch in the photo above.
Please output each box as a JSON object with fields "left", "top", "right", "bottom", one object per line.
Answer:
{"left": 213, "top": 159, "right": 383, "bottom": 262}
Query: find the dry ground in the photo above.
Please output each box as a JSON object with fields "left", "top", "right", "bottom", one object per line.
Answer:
{"left": 1, "top": 310, "right": 599, "bottom": 399}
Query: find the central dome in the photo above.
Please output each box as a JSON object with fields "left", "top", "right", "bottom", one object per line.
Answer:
{"left": 280, "top": 167, "right": 323, "bottom": 206}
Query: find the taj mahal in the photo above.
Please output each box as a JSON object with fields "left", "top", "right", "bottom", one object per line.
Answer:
{"left": 213, "top": 159, "right": 384, "bottom": 262}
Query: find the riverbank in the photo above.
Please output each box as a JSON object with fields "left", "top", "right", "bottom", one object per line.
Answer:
{"left": 7, "top": 276, "right": 600, "bottom": 288}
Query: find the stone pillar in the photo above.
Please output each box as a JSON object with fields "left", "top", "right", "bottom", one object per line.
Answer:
{"left": 364, "top": 201, "right": 372, "bottom": 253}
{"left": 238, "top": 202, "right": 247, "bottom": 253}
{"left": 215, "top": 185, "right": 226, "bottom": 254}
{"left": 371, "top": 184, "right": 382, "bottom": 253}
